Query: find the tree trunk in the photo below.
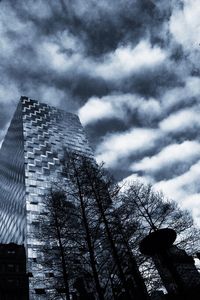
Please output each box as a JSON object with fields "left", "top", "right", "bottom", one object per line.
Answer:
{"left": 86, "top": 172, "right": 135, "bottom": 299}
{"left": 54, "top": 213, "right": 71, "bottom": 300}
{"left": 75, "top": 169, "right": 105, "bottom": 300}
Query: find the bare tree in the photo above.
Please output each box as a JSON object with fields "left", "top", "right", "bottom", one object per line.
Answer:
{"left": 119, "top": 181, "right": 200, "bottom": 250}
{"left": 36, "top": 188, "right": 76, "bottom": 300}
{"left": 37, "top": 169, "right": 107, "bottom": 298}
{"left": 62, "top": 151, "right": 149, "bottom": 300}
{"left": 117, "top": 181, "right": 200, "bottom": 292}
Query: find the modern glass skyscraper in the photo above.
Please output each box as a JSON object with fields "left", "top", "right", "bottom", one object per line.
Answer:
{"left": 0, "top": 96, "right": 93, "bottom": 299}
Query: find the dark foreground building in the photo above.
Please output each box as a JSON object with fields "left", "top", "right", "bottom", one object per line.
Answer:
{"left": 0, "top": 243, "right": 29, "bottom": 300}
{"left": 140, "top": 228, "right": 200, "bottom": 300}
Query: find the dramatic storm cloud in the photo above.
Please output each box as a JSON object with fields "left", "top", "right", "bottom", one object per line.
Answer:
{"left": 0, "top": 0, "right": 200, "bottom": 224}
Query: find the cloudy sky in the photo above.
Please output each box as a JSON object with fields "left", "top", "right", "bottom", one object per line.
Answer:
{"left": 0, "top": 0, "right": 200, "bottom": 225}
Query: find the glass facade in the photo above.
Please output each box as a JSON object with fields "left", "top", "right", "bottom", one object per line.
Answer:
{"left": 0, "top": 100, "right": 26, "bottom": 245}
{"left": 0, "top": 96, "right": 93, "bottom": 299}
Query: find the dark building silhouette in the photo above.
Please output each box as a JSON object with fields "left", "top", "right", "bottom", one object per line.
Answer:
{"left": 0, "top": 243, "right": 29, "bottom": 300}
{"left": 140, "top": 228, "right": 200, "bottom": 300}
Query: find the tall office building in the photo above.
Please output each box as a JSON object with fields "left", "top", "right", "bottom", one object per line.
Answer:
{"left": 0, "top": 96, "right": 93, "bottom": 299}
